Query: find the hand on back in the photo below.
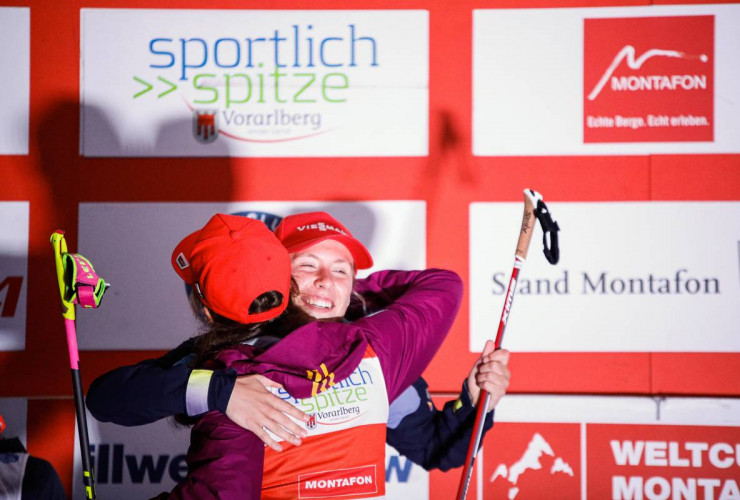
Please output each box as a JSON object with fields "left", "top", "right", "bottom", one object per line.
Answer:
{"left": 225, "top": 374, "right": 310, "bottom": 452}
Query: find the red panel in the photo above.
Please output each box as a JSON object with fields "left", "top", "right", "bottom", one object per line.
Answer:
{"left": 508, "top": 353, "right": 652, "bottom": 394}
{"left": 652, "top": 353, "right": 740, "bottom": 395}
{"left": 430, "top": 466, "right": 478, "bottom": 500}
{"left": 80, "top": 351, "right": 168, "bottom": 391}
{"left": 587, "top": 424, "right": 740, "bottom": 499}
{"left": 467, "top": 156, "right": 652, "bottom": 201}
{"left": 27, "top": 399, "right": 76, "bottom": 499}
{"left": 428, "top": 351, "right": 653, "bottom": 396}
{"left": 482, "top": 422, "right": 581, "bottom": 499}
{"left": 471, "top": 0, "right": 647, "bottom": 6}
{"left": 430, "top": 351, "right": 740, "bottom": 400}
{"left": 0, "top": 353, "right": 66, "bottom": 396}
{"left": 427, "top": 412, "right": 583, "bottom": 499}
{"left": 429, "top": 393, "right": 482, "bottom": 500}
{"left": 651, "top": 154, "right": 740, "bottom": 200}
{"left": 584, "top": 17, "right": 714, "bottom": 144}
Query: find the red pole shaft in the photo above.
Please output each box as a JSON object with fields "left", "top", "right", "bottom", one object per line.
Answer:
{"left": 456, "top": 257, "right": 523, "bottom": 500}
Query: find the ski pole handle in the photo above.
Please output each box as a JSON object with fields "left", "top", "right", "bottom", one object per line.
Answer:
{"left": 515, "top": 189, "right": 540, "bottom": 260}
{"left": 50, "top": 231, "right": 75, "bottom": 321}
{"left": 456, "top": 189, "right": 543, "bottom": 500}
{"left": 50, "top": 230, "right": 98, "bottom": 499}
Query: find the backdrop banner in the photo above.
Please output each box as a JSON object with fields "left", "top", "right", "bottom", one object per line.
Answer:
{"left": 80, "top": 9, "right": 429, "bottom": 157}
{"left": 473, "top": 4, "right": 740, "bottom": 155}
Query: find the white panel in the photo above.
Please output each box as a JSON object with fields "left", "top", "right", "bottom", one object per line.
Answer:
{"left": 81, "top": 9, "right": 428, "bottom": 157}
{"left": 494, "top": 395, "right": 657, "bottom": 423}
{"left": 470, "top": 201, "right": 740, "bottom": 352}
{"left": 0, "top": 8, "right": 29, "bottom": 155}
{"left": 385, "top": 444, "right": 429, "bottom": 499}
{"left": 0, "top": 398, "right": 27, "bottom": 445}
{"left": 0, "top": 202, "right": 28, "bottom": 351}
{"left": 659, "top": 398, "right": 740, "bottom": 426}
{"left": 473, "top": 4, "right": 740, "bottom": 155}
{"left": 73, "top": 412, "right": 190, "bottom": 500}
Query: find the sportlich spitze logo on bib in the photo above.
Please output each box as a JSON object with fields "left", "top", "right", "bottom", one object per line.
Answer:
{"left": 307, "top": 363, "right": 335, "bottom": 396}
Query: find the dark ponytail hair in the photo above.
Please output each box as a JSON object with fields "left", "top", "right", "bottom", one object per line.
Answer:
{"left": 188, "top": 280, "right": 314, "bottom": 367}
{"left": 173, "top": 282, "right": 313, "bottom": 427}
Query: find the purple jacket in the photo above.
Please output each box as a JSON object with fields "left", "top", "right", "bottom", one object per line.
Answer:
{"left": 167, "top": 269, "right": 462, "bottom": 499}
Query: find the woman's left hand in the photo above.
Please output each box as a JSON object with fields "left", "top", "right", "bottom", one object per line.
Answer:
{"left": 225, "top": 374, "right": 309, "bottom": 452}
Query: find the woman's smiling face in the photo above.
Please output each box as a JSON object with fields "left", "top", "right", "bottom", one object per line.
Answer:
{"left": 290, "top": 239, "right": 354, "bottom": 320}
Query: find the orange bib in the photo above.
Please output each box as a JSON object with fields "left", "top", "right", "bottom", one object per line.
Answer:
{"left": 262, "top": 347, "right": 389, "bottom": 499}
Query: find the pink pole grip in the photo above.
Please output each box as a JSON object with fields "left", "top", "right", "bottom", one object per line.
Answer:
{"left": 65, "top": 318, "right": 80, "bottom": 370}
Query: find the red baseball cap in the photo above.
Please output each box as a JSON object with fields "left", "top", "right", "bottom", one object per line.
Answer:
{"left": 171, "top": 214, "right": 291, "bottom": 324}
{"left": 274, "top": 212, "right": 373, "bottom": 270}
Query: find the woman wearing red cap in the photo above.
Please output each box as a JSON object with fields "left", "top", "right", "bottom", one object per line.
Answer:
{"left": 145, "top": 212, "right": 463, "bottom": 498}
{"left": 87, "top": 211, "right": 510, "bottom": 494}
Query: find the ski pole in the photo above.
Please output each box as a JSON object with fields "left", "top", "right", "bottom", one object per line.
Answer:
{"left": 51, "top": 230, "right": 109, "bottom": 500}
{"left": 456, "top": 189, "right": 559, "bottom": 500}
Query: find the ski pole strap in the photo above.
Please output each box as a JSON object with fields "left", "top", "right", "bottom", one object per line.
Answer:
{"left": 534, "top": 198, "right": 560, "bottom": 265}
{"left": 63, "top": 253, "right": 109, "bottom": 308}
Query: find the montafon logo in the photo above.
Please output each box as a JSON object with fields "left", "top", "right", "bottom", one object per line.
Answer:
{"left": 490, "top": 269, "right": 721, "bottom": 296}
{"left": 589, "top": 424, "right": 740, "bottom": 500}
{"left": 583, "top": 16, "right": 714, "bottom": 143}
{"left": 132, "top": 24, "right": 380, "bottom": 144}
{"left": 490, "top": 432, "right": 577, "bottom": 499}
{"left": 299, "top": 465, "right": 378, "bottom": 498}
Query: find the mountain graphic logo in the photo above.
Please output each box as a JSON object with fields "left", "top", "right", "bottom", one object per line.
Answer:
{"left": 490, "top": 432, "right": 574, "bottom": 499}
{"left": 582, "top": 15, "right": 714, "bottom": 144}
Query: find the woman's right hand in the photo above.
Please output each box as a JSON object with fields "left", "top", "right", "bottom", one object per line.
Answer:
{"left": 466, "top": 341, "right": 511, "bottom": 412}
{"left": 225, "top": 374, "right": 310, "bottom": 452}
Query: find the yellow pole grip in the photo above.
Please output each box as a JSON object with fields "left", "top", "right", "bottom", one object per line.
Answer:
{"left": 50, "top": 231, "right": 75, "bottom": 321}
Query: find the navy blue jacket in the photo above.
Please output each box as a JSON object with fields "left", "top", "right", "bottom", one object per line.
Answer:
{"left": 86, "top": 339, "right": 493, "bottom": 471}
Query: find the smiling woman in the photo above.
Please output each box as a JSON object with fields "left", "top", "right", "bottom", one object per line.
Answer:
{"left": 291, "top": 240, "right": 354, "bottom": 318}
{"left": 275, "top": 211, "right": 374, "bottom": 320}
{"left": 150, "top": 212, "right": 464, "bottom": 499}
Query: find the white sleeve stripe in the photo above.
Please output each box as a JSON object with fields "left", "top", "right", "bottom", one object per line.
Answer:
{"left": 186, "top": 369, "right": 213, "bottom": 416}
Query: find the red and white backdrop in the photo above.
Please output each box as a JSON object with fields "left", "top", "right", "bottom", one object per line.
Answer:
{"left": 0, "top": 1, "right": 738, "bottom": 498}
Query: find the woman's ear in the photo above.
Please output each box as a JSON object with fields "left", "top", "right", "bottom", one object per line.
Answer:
{"left": 202, "top": 307, "right": 214, "bottom": 324}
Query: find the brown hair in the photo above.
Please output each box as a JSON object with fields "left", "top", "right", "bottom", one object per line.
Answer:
{"left": 188, "top": 280, "right": 314, "bottom": 367}
{"left": 173, "top": 283, "right": 314, "bottom": 427}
